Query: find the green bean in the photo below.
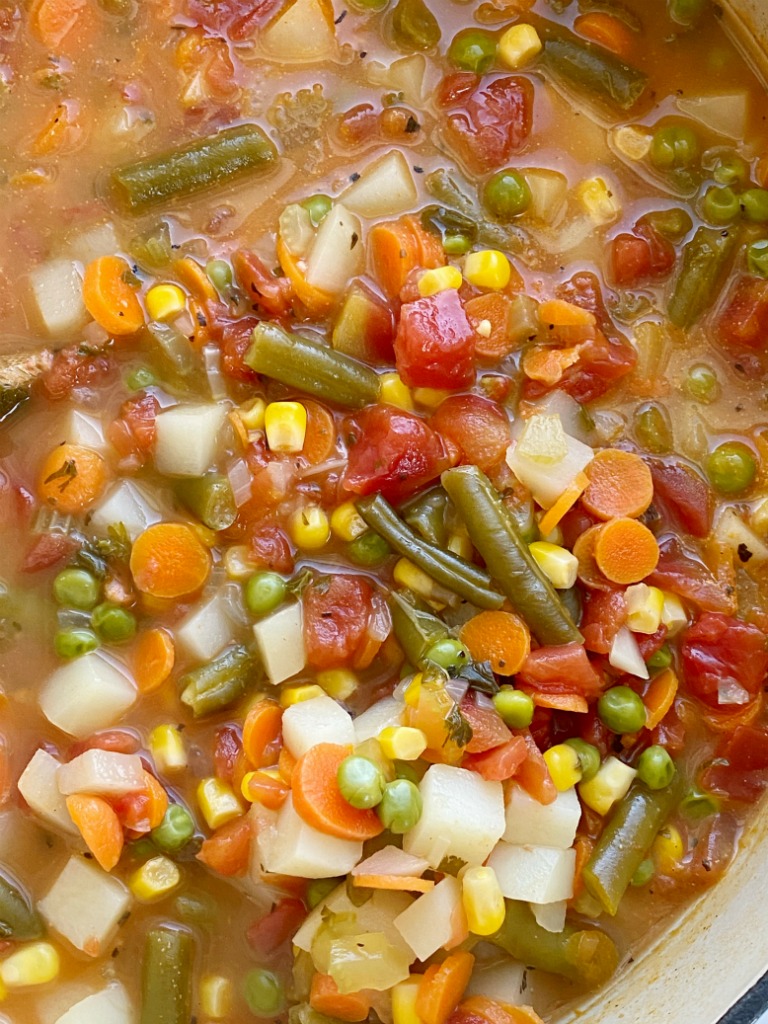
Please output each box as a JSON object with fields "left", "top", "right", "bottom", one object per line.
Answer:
{"left": 141, "top": 926, "right": 194, "bottom": 1024}
{"left": 246, "top": 322, "right": 380, "bottom": 410}
{"left": 355, "top": 494, "right": 504, "bottom": 610}
{"left": 668, "top": 226, "right": 737, "bottom": 328}
{"left": 582, "top": 777, "right": 682, "bottom": 916}
{"left": 110, "top": 124, "right": 277, "bottom": 214}
{"left": 424, "top": 169, "right": 531, "bottom": 255}
{"left": 441, "top": 466, "right": 582, "bottom": 646}
{"left": 402, "top": 488, "right": 449, "bottom": 546}
{"left": 390, "top": 591, "right": 449, "bottom": 668}
{"left": 489, "top": 900, "right": 618, "bottom": 987}
{"left": 0, "top": 387, "right": 29, "bottom": 425}
{"left": 542, "top": 28, "right": 648, "bottom": 111}
{"left": 175, "top": 474, "right": 237, "bottom": 531}
{"left": 179, "top": 645, "right": 259, "bottom": 717}
{"left": 0, "top": 871, "right": 44, "bottom": 940}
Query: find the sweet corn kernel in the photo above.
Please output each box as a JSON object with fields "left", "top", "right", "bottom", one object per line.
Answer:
{"left": 238, "top": 397, "right": 266, "bottom": 432}
{"left": 149, "top": 724, "right": 187, "bottom": 773}
{"left": 196, "top": 777, "right": 244, "bottom": 830}
{"left": 529, "top": 541, "right": 578, "bottom": 590}
{"left": 392, "top": 977, "right": 422, "bottom": 1024}
{"left": 290, "top": 505, "right": 330, "bottom": 550}
{"left": 625, "top": 583, "right": 665, "bottom": 634}
{"left": 201, "top": 974, "right": 233, "bottom": 1019}
{"left": 0, "top": 942, "right": 60, "bottom": 988}
{"left": 463, "top": 249, "right": 512, "bottom": 290}
{"left": 653, "top": 824, "right": 685, "bottom": 874}
{"left": 661, "top": 592, "right": 689, "bottom": 636}
{"left": 223, "top": 544, "right": 255, "bottom": 580}
{"left": 380, "top": 372, "right": 414, "bottom": 411}
{"left": 579, "top": 756, "right": 636, "bottom": 816}
{"left": 543, "top": 744, "right": 582, "bottom": 791}
{"left": 576, "top": 177, "right": 621, "bottom": 225}
{"left": 146, "top": 284, "right": 186, "bottom": 322}
{"left": 317, "top": 668, "right": 359, "bottom": 701}
{"left": 462, "top": 865, "right": 506, "bottom": 936}
{"left": 393, "top": 558, "right": 453, "bottom": 609}
{"left": 413, "top": 387, "right": 451, "bottom": 409}
{"left": 379, "top": 726, "right": 427, "bottom": 761}
{"left": 265, "top": 401, "right": 307, "bottom": 453}
{"left": 280, "top": 683, "right": 325, "bottom": 708}
{"left": 330, "top": 502, "right": 368, "bottom": 543}
{"left": 403, "top": 673, "right": 423, "bottom": 708}
{"left": 475, "top": 319, "right": 493, "bottom": 338}
{"left": 129, "top": 855, "right": 181, "bottom": 903}
{"left": 418, "top": 265, "right": 463, "bottom": 297}
{"left": 498, "top": 23, "right": 542, "bottom": 69}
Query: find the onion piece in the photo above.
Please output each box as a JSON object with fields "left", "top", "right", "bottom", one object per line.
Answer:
{"left": 367, "top": 591, "right": 392, "bottom": 643}
{"left": 227, "top": 457, "right": 253, "bottom": 508}
{"left": 352, "top": 847, "right": 430, "bottom": 879}
{"left": 203, "top": 344, "right": 228, "bottom": 401}
{"left": 717, "top": 677, "right": 750, "bottom": 706}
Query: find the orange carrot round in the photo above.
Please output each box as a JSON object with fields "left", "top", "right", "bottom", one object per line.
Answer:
{"left": 291, "top": 743, "right": 384, "bottom": 841}
{"left": 133, "top": 628, "right": 175, "bottom": 694}
{"left": 416, "top": 951, "right": 476, "bottom": 1024}
{"left": 278, "top": 746, "right": 297, "bottom": 784}
{"left": 66, "top": 794, "right": 124, "bottom": 871}
{"left": 310, "top": 973, "right": 371, "bottom": 1023}
{"left": 466, "top": 293, "right": 518, "bottom": 363}
{"left": 301, "top": 401, "right": 336, "bottom": 465}
{"left": 573, "top": 523, "right": 616, "bottom": 590}
{"left": 582, "top": 449, "right": 654, "bottom": 521}
{"left": 574, "top": 12, "right": 635, "bottom": 58}
{"left": 130, "top": 522, "right": 211, "bottom": 599}
{"left": 460, "top": 610, "right": 531, "bottom": 676}
{"left": 143, "top": 771, "right": 169, "bottom": 829}
{"left": 594, "top": 517, "right": 660, "bottom": 585}
{"left": 242, "top": 699, "right": 283, "bottom": 768}
{"left": 82, "top": 255, "right": 145, "bottom": 336}
{"left": 538, "top": 298, "right": 596, "bottom": 328}
{"left": 38, "top": 443, "right": 107, "bottom": 514}
{"left": 368, "top": 215, "right": 444, "bottom": 300}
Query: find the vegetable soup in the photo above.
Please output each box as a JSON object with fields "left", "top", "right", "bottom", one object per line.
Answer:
{"left": 1, "top": 0, "right": 768, "bottom": 1022}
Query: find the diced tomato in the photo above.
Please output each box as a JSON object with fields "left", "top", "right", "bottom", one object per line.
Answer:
{"left": 430, "top": 394, "right": 510, "bottom": 472}
{"left": 609, "top": 221, "right": 675, "bottom": 287}
{"left": 651, "top": 699, "right": 686, "bottom": 757}
{"left": 648, "top": 459, "right": 712, "bottom": 538}
{"left": 580, "top": 588, "right": 627, "bottom": 655}
{"left": 720, "top": 724, "right": 768, "bottom": 771}
{"left": 233, "top": 250, "right": 294, "bottom": 318}
{"left": 107, "top": 393, "right": 159, "bottom": 464}
{"left": 579, "top": 708, "right": 613, "bottom": 759}
{"left": 395, "top": 290, "right": 476, "bottom": 390}
{"left": 304, "top": 574, "right": 377, "bottom": 671}
{"left": 516, "top": 644, "right": 604, "bottom": 700}
{"left": 717, "top": 275, "right": 768, "bottom": 355}
{"left": 42, "top": 344, "right": 113, "bottom": 401}
{"left": 464, "top": 735, "right": 528, "bottom": 781}
{"left": 681, "top": 612, "right": 768, "bottom": 711}
{"left": 246, "top": 897, "right": 307, "bottom": 958}
{"left": 436, "top": 72, "right": 480, "bottom": 107}
{"left": 342, "top": 404, "right": 454, "bottom": 504}
{"left": 648, "top": 536, "right": 734, "bottom": 614}
{"left": 185, "top": 0, "right": 284, "bottom": 39}
{"left": 197, "top": 816, "right": 251, "bottom": 876}
{"left": 701, "top": 724, "right": 768, "bottom": 801}
{"left": 21, "top": 532, "right": 78, "bottom": 573}
{"left": 666, "top": 813, "right": 738, "bottom": 892}
{"left": 440, "top": 75, "right": 534, "bottom": 173}
{"left": 68, "top": 730, "right": 140, "bottom": 759}
{"left": 513, "top": 731, "right": 557, "bottom": 804}
{"left": 216, "top": 315, "right": 261, "bottom": 384}
{"left": 214, "top": 725, "right": 242, "bottom": 784}
{"left": 247, "top": 522, "right": 295, "bottom": 575}
{"left": 111, "top": 790, "right": 151, "bottom": 834}
{"left": 460, "top": 693, "right": 511, "bottom": 753}
{"left": 635, "top": 626, "right": 668, "bottom": 662}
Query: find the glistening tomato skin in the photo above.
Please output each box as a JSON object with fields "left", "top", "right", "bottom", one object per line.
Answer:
{"left": 303, "top": 574, "right": 376, "bottom": 671}
{"left": 717, "top": 275, "right": 768, "bottom": 356}
{"left": 395, "top": 290, "right": 476, "bottom": 390}
{"left": 439, "top": 74, "right": 534, "bottom": 174}
{"left": 681, "top": 612, "right": 768, "bottom": 710}
{"left": 609, "top": 221, "right": 675, "bottom": 286}
{"left": 430, "top": 394, "right": 510, "bottom": 472}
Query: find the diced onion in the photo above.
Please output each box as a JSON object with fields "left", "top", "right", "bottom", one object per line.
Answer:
{"left": 444, "top": 678, "right": 470, "bottom": 704}
{"left": 227, "top": 458, "right": 253, "bottom": 508}
{"left": 717, "top": 677, "right": 750, "bottom": 706}
{"left": 367, "top": 591, "right": 392, "bottom": 644}
{"left": 203, "top": 344, "right": 228, "bottom": 401}
{"left": 352, "top": 847, "right": 429, "bottom": 879}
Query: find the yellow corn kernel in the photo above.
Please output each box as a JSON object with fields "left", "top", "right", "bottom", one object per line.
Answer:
{"left": 149, "top": 724, "right": 187, "bottom": 773}
{"left": 280, "top": 683, "right": 325, "bottom": 708}
{"left": 380, "top": 372, "right": 414, "bottom": 412}
{"left": 330, "top": 501, "right": 368, "bottom": 543}
{"left": 223, "top": 544, "right": 255, "bottom": 580}
{"left": 391, "top": 977, "right": 422, "bottom": 1024}
{"left": 379, "top": 726, "right": 427, "bottom": 761}
{"left": 528, "top": 541, "right": 578, "bottom": 590}
{"left": 200, "top": 974, "right": 233, "bottom": 1020}
{"left": 418, "top": 265, "right": 463, "bottom": 297}
{"left": 413, "top": 387, "right": 451, "bottom": 409}
{"left": 652, "top": 825, "right": 685, "bottom": 874}
{"left": 403, "top": 673, "right": 423, "bottom": 708}
{"left": 393, "top": 558, "right": 453, "bottom": 609}
{"left": 317, "top": 668, "right": 359, "bottom": 701}
{"left": 579, "top": 756, "right": 636, "bottom": 816}
{"left": 196, "top": 777, "right": 244, "bottom": 830}
{"left": 238, "top": 397, "right": 266, "bottom": 432}
{"left": 576, "top": 176, "right": 621, "bottom": 225}
{"left": 129, "top": 855, "right": 181, "bottom": 903}
{"left": 146, "top": 284, "right": 186, "bottom": 322}
{"left": 265, "top": 401, "right": 307, "bottom": 453}
{"left": 290, "top": 505, "right": 330, "bottom": 550}
{"left": 661, "top": 591, "right": 688, "bottom": 636}
{"left": 0, "top": 942, "right": 60, "bottom": 988}
{"left": 498, "top": 23, "right": 542, "bottom": 69}
{"left": 463, "top": 249, "right": 512, "bottom": 290}
{"left": 462, "top": 866, "right": 506, "bottom": 936}
{"left": 625, "top": 583, "right": 665, "bottom": 635}
{"left": 543, "top": 744, "right": 582, "bottom": 791}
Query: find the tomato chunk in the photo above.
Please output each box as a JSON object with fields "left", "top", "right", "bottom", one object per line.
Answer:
{"left": 717, "top": 275, "right": 768, "bottom": 355}
{"left": 304, "top": 574, "right": 377, "bottom": 671}
{"left": 648, "top": 459, "right": 712, "bottom": 539}
{"left": 516, "top": 644, "right": 604, "bottom": 700}
{"left": 440, "top": 75, "right": 534, "bottom": 173}
{"left": 648, "top": 536, "right": 734, "bottom": 615}
{"left": 431, "top": 394, "right": 510, "bottom": 472}
{"left": 395, "top": 290, "right": 476, "bottom": 390}
{"left": 580, "top": 588, "right": 627, "bottom": 655}
{"left": 609, "top": 222, "right": 675, "bottom": 287}
{"left": 681, "top": 612, "right": 768, "bottom": 710}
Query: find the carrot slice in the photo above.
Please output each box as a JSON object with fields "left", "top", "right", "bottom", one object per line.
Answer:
{"left": 38, "top": 442, "right": 107, "bottom": 515}
{"left": 276, "top": 236, "right": 334, "bottom": 317}
{"left": 144, "top": 771, "right": 169, "bottom": 829}
{"left": 82, "top": 255, "right": 145, "bottom": 336}
{"left": 538, "top": 471, "right": 589, "bottom": 538}
{"left": 465, "top": 293, "right": 516, "bottom": 363}
{"left": 368, "top": 215, "right": 444, "bottom": 299}
{"left": 133, "top": 628, "right": 175, "bottom": 694}
{"left": 130, "top": 523, "right": 211, "bottom": 599}
{"left": 416, "top": 951, "right": 476, "bottom": 1024}
{"left": 460, "top": 610, "right": 531, "bottom": 676}
{"left": 278, "top": 746, "right": 297, "bottom": 784}
{"left": 197, "top": 815, "right": 252, "bottom": 876}
{"left": 29, "top": 0, "right": 86, "bottom": 48}
{"left": 300, "top": 400, "right": 337, "bottom": 465}
{"left": 458, "top": 996, "right": 546, "bottom": 1024}
{"left": 573, "top": 523, "right": 613, "bottom": 591}
{"left": 244, "top": 770, "right": 290, "bottom": 810}
{"left": 291, "top": 743, "right": 384, "bottom": 841}
{"left": 574, "top": 12, "right": 635, "bottom": 58}
{"left": 643, "top": 668, "right": 679, "bottom": 731}
{"left": 582, "top": 449, "right": 654, "bottom": 521}
{"left": 352, "top": 873, "right": 435, "bottom": 893}
{"left": 310, "top": 973, "right": 371, "bottom": 1023}
{"left": 538, "top": 299, "right": 596, "bottom": 328}
{"left": 571, "top": 835, "right": 595, "bottom": 900}
{"left": 66, "top": 794, "right": 124, "bottom": 871}
{"left": 531, "top": 692, "right": 589, "bottom": 714}
{"left": 594, "top": 518, "right": 660, "bottom": 585}
{"left": 242, "top": 699, "right": 283, "bottom": 768}
{"left": 174, "top": 255, "right": 218, "bottom": 304}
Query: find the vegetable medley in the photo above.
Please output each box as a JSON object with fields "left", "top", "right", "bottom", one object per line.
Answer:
{"left": 2, "top": 0, "right": 768, "bottom": 1022}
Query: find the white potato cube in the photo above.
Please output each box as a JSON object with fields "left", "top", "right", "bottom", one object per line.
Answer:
{"left": 503, "top": 785, "right": 581, "bottom": 849}
{"left": 28, "top": 259, "right": 89, "bottom": 337}
{"left": 18, "top": 750, "right": 78, "bottom": 835}
{"left": 60, "top": 409, "right": 108, "bottom": 454}
{"left": 58, "top": 750, "right": 145, "bottom": 797}
{"left": 89, "top": 481, "right": 163, "bottom": 541}
{"left": 66, "top": 222, "right": 121, "bottom": 265}
{"left": 39, "top": 654, "right": 136, "bottom": 738}
{"left": 54, "top": 983, "right": 134, "bottom": 1024}
{"left": 394, "top": 876, "right": 464, "bottom": 962}
{"left": 305, "top": 204, "right": 363, "bottom": 296}
{"left": 261, "top": 0, "right": 335, "bottom": 61}
{"left": 252, "top": 602, "right": 307, "bottom": 686}
{"left": 175, "top": 590, "right": 234, "bottom": 663}
{"left": 282, "top": 693, "right": 355, "bottom": 759}
{"left": 256, "top": 795, "right": 361, "bottom": 878}
{"left": 154, "top": 403, "right": 227, "bottom": 477}
{"left": 353, "top": 697, "right": 403, "bottom": 744}
{"left": 39, "top": 857, "right": 132, "bottom": 957}
{"left": 488, "top": 843, "right": 576, "bottom": 905}
{"left": 466, "top": 960, "right": 528, "bottom": 1005}
{"left": 341, "top": 151, "right": 418, "bottom": 219}
{"left": 403, "top": 765, "right": 505, "bottom": 868}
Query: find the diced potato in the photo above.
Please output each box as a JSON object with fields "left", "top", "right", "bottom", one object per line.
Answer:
{"left": 402, "top": 765, "right": 505, "bottom": 869}
{"left": 487, "top": 843, "right": 576, "bottom": 904}
{"left": 466, "top": 960, "right": 528, "bottom": 1004}
{"left": 59, "top": 409, "right": 108, "bottom": 454}
{"left": 261, "top": 0, "right": 335, "bottom": 62}
{"left": 367, "top": 54, "right": 429, "bottom": 106}
{"left": 352, "top": 697, "right": 403, "bottom": 744}
{"left": 38, "top": 857, "right": 132, "bottom": 957}
{"left": 27, "top": 259, "right": 89, "bottom": 337}
{"left": 393, "top": 875, "right": 464, "bottom": 961}
{"left": 65, "top": 222, "right": 120, "bottom": 265}
{"left": 504, "top": 784, "right": 581, "bottom": 850}
{"left": 39, "top": 654, "right": 137, "bottom": 739}
{"left": 57, "top": 750, "right": 146, "bottom": 798}
{"left": 305, "top": 204, "right": 363, "bottom": 296}
{"left": 523, "top": 168, "right": 568, "bottom": 224}
{"left": 18, "top": 750, "right": 78, "bottom": 836}
{"left": 252, "top": 602, "right": 307, "bottom": 686}
{"left": 154, "top": 403, "right": 228, "bottom": 477}
{"left": 54, "top": 983, "right": 134, "bottom": 1024}
{"left": 282, "top": 693, "right": 355, "bottom": 758}
{"left": 175, "top": 590, "right": 235, "bottom": 663}
{"left": 677, "top": 92, "right": 748, "bottom": 140}
{"left": 341, "top": 151, "right": 418, "bottom": 219}
{"left": 531, "top": 899, "right": 567, "bottom": 933}
{"left": 88, "top": 480, "right": 164, "bottom": 541}
{"left": 255, "top": 794, "right": 361, "bottom": 878}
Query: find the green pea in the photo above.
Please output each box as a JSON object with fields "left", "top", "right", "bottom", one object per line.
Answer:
{"left": 597, "top": 685, "right": 647, "bottom": 735}
{"left": 684, "top": 364, "right": 720, "bottom": 404}
{"left": 741, "top": 188, "right": 768, "bottom": 223}
{"left": 667, "top": 0, "right": 706, "bottom": 29}
{"left": 306, "top": 877, "right": 342, "bottom": 909}
{"left": 564, "top": 738, "right": 601, "bottom": 782}
{"left": 636, "top": 745, "right": 676, "bottom": 790}
{"left": 205, "top": 259, "right": 233, "bottom": 295}
{"left": 647, "top": 644, "right": 673, "bottom": 671}
{"left": 244, "top": 572, "right": 286, "bottom": 617}
{"left": 712, "top": 154, "right": 750, "bottom": 187}
{"left": 151, "top": 804, "right": 196, "bottom": 854}
{"left": 492, "top": 687, "right": 534, "bottom": 729}
{"left": 679, "top": 787, "right": 720, "bottom": 820}
{"left": 337, "top": 756, "right": 385, "bottom": 810}
{"left": 649, "top": 124, "right": 699, "bottom": 170}
{"left": 377, "top": 778, "right": 422, "bottom": 834}
{"left": 630, "top": 857, "right": 655, "bottom": 887}
{"left": 391, "top": 0, "right": 441, "bottom": 52}
{"left": 347, "top": 531, "right": 391, "bottom": 566}
{"left": 643, "top": 208, "right": 693, "bottom": 242}
{"left": 54, "top": 628, "right": 100, "bottom": 659}
{"left": 483, "top": 169, "right": 531, "bottom": 221}
{"left": 53, "top": 567, "right": 100, "bottom": 610}
{"left": 126, "top": 366, "right": 157, "bottom": 391}
{"left": 747, "top": 239, "right": 768, "bottom": 278}
{"left": 424, "top": 637, "right": 470, "bottom": 675}
{"left": 634, "top": 402, "right": 673, "bottom": 455}
{"left": 301, "top": 194, "right": 332, "bottom": 227}
{"left": 244, "top": 968, "right": 286, "bottom": 1018}
{"left": 705, "top": 441, "right": 757, "bottom": 495}
{"left": 702, "top": 185, "right": 740, "bottom": 225}
{"left": 91, "top": 603, "right": 137, "bottom": 643}
{"left": 443, "top": 234, "right": 473, "bottom": 256}
{"left": 448, "top": 29, "right": 496, "bottom": 73}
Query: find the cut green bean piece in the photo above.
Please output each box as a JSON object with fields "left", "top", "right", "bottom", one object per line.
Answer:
{"left": 390, "top": 590, "right": 449, "bottom": 668}
{"left": 402, "top": 488, "right": 449, "bottom": 546}
{"left": 110, "top": 124, "right": 278, "bottom": 214}
{"left": 246, "top": 322, "right": 380, "bottom": 410}
{"left": 141, "top": 926, "right": 194, "bottom": 1024}
{"left": 0, "top": 871, "right": 44, "bottom": 940}
{"left": 179, "top": 645, "right": 260, "bottom": 717}
{"left": 175, "top": 474, "right": 237, "bottom": 531}
{"left": 668, "top": 226, "right": 737, "bottom": 328}
{"left": 424, "top": 169, "right": 531, "bottom": 255}
{"left": 441, "top": 466, "right": 582, "bottom": 646}
{"left": 542, "top": 28, "right": 648, "bottom": 111}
